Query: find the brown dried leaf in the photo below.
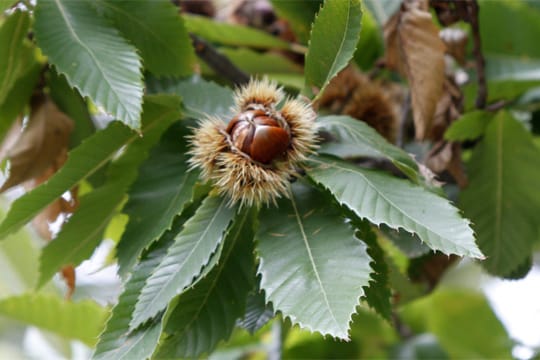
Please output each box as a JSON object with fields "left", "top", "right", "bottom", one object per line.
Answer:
{"left": 0, "top": 98, "right": 74, "bottom": 192}
{"left": 440, "top": 27, "right": 468, "bottom": 66}
{"left": 425, "top": 141, "right": 467, "bottom": 188}
{"left": 61, "top": 265, "right": 76, "bottom": 300}
{"left": 384, "top": 0, "right": 446, "bottom": 140}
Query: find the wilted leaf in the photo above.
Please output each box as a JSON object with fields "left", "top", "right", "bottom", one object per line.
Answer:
{"left": 304, "top": 0, "right": 362, "bottom": 100}
{"left": 0, "top": 98, "right": 73, "bottom": 193}
{"left": 460, "top": 111, "right": 540, "bottom": 276}
{"left": 384, "top": 1, "right": 446, "bottom": 139}
{"left": 440, "top": 28, "right": 468, "bottom": 66}
{"left": 257, "top": 183, "right": 371, "bottom": 339}
{"left": 425, "top": 141, "right": 467, "bottom": 188}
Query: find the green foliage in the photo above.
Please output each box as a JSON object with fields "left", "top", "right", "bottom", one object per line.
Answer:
{"left": 0, "top": 293, "right": 107, "bottom": 346}
{"left": 184, "top": 14, "right": 291, "bottom": 50}
{"left": 460, "top": 111, "right": 540, "bottom": 276}
{"left": 402, "top": 289, "right": 513, "bottom": 359}
{"left": 156, "top": 208, "right": 256, "bottom": 358}
{"left": 304, "top": 0, "right": 362, "bottom": 100}
{"left": 270, "top": 0, "right": 322, "bottom": 43}
{"left": 96, "top": 0, "right": 195, "bottom": 77}
{"left": 115, "top": 122, "right": 199, "bottom": 276}
{"left": 257, "top": 183, "right": 371, "bottom": 339}
{"left": 34, "top": 0, "right": 143, "bottom": 128}
{"left": 0, "top": 10, "right": 30, "bottom": 105}
{"left": 130, "top": 195, "right": 236, "bottom": 330}
{"left": 93, "top": 221, "right": 179, "bottom": 360}
{"left": 2, "top": 0, "right": 537, "bottom": 357}
{"left": 444, "top": 111, "right": 493, "bottom": 141}
{"left": 38, "top": 96, "right": 181, "bottom": 287}
{"left": 308, "top": 155, "right": 482, "bottom": 258}
{"left": 317, "top": 115, "right": 419, "bottom": 182}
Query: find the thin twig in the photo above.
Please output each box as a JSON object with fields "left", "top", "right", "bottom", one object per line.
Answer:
{"left": 189, "top": 34, "right": 250, "bottom": 86}
{"left": 397, "top": 92, "right": 411, "bottom": 148}
{"left": 468, "top": 0, "right": 487, "bottom": 109}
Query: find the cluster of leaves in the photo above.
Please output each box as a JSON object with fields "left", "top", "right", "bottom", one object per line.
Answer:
{"left": 0, "top": 0, "right": 539, "bottom": 358}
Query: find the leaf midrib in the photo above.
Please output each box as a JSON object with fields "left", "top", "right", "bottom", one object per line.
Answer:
{"left": 132, "top": 197, "right": 228, "bottom": 329}
{"left": 289, "top": 187, "right": 340, "bottom": 331}
{"left": 312, "top": 159, "right": 469, "bottom": 252}
{"left": 53, "top": 0, "right": 127, "bottom": 114}
{"left": 173, "top": 210, "right": 249, "bottom": 340}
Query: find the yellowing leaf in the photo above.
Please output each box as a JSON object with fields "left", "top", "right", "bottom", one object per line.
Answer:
{"left": 0, "top": 98, "right": 73, "bottom": 192}
{"left": 384, "top": 1, "right": 446, "bottom": 139}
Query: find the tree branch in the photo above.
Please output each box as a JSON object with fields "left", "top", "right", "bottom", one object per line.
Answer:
{"left": 189, "top": 34, "right": 250, "bottom": 86}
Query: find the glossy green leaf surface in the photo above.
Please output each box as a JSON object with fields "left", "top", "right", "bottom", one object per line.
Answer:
{"left": 34, "top": 0, "right": 143, "bottom": 128}
{"left": 460, "top": 111, "right": 540, "bottom": 276}
{"left": 308, "top": 155, "right": 482, "bottom": 258}
{"left": 130, "top": 195, "right": 236, "bottom": 330}
{"left": 156, "top": 209, "right": 255, "bottom": 358}
{"left": 116, "top": 122, "right": 199, "bottom": 276}
{"left": 0, "top": 293, "right": 107, "bottom": 346}
{"left": 304, "top": 0, "right": 362, "bottom": 99}
{"left": 317, "top": 115, "right": 419, "bottom": 182}
{"left": 257, "top": 183, "right": 371, "bottom": 339}
{"left": 0, "top": 10, "right": 30, "bottom": 105}
{"left": 97, "top": 0, "right": 195, "bottom": 77}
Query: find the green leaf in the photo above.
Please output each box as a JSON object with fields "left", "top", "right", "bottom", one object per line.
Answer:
{"left": 270, "top": 0, "right": 322, "bottom": 43}
{"left": 402, "top": 289, "right": 513, "bottom": 359}
{"left": 147, "top": 75, "right": 234, "bottom": 119}
{"left": 308, "top": 155, "right": 482, "bottom": 258}
{"left": 356, "top": 220, "right": 392, "bottom": 321}
{"left": 0, "top": 0, "right": 16, "bottom": 12}
{"left": 480, "top": 0, "right": 540, "bottom": 58}
{"left": 444, "top": 111, "right": 494, "bottom": 142}
{"left": 130, "top": 195, "right": 236, "bottom": 330}
{"left": 116, "top": 122, "right": 200, "bottom": 276}
{"left": 460, "top": 111, "right": 540, "bottom": 276}
{"left": 96, "top": 0, "right": 195, "bottom": 77}
{"left": 93, "top": 217, "right": 182, "bottom": 360}
{"left": 353, "top": 8, "right": 383, "bottom": 70}
{"left": 257, "top": 183, "right": 371, "bottom": 339}
{"left": 0, "top": 121, "right": 133, "bottom": 240}
{"left": 0, "top": 207, "right": 40, "bottom": 294}
{"left": 34, "top": 0, "right": 143, "bottom": 128}
{"left": 238, "top": 287, "right": 274, "bottom": 335}
{"left": 0, "top": 56, "right": 40, "bottom": 143}
{"left": 156, "top": 208, "right": 256, "bottom": 358}
{"left": 304, "top": 0, "right": 362, "bottom": 99}
{"left": 37, "top": 96, "right": 182, "bottom": 286}
{"left": 317, "top": 115, "right": 419, "bottom": 182}
{"left": 48, "top": 69, "right": 95, "bottom": 148}
{"left": 0, "top": 10, "right": 30, "bottom": 105}
{"left": 217, "top": 48, "right": 302, "bottom": 75}
{"left": 0, "top": 293, "right": 108, "bottom": 346}
{"left": 184, "top": 14, "right": 291, "bottom": 50}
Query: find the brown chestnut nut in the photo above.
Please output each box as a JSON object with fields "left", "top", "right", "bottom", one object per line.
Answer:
{"left": 226, "top": 110, "right": 291, "bottom": 164}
